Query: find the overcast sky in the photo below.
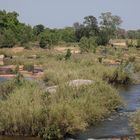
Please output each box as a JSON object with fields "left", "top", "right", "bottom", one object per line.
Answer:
{"left": 0, "top": 0, "right": 140, "bottom": 30}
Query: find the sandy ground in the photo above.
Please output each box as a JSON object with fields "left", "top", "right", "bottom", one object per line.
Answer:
{"left": 54, "top": 46, "right": 80, "bottom": 53}
{"left": 11, "top": 47, "right": 24, "bottom": 53}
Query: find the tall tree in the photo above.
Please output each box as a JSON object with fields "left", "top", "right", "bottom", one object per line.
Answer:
{"left": 83, "top": 16, "right": 99, "bottom": 36}
{"left": 99, "top": 12, "right": 122, "bottom": 38}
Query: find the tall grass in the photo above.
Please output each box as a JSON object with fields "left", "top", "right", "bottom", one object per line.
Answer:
{"left": 0, "top": 80, "right": 121, "bottom": 139}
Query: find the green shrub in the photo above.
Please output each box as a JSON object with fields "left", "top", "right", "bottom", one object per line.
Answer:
{"left": 0, "top": 81, "right": 44, "bottom": 136}
{"left": 65, "top": 49, "right": 72, "bottom": 60}
{"left": 39, "top": 36, "right": 47, "bottom": 48}
{"left": 0, "top": 80, "right": 16, "bottom": 100}
{"left": 23, "top": 63, "right": 34, "bottom": 72}
{"left": 102, "top": 67, "right": 131, "bottom": 85}
{"left": 79, "top": 37, "right": 97, "bottom": 53}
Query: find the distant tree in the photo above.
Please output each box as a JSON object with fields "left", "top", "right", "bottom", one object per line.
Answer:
{"left": 96, "top": 30, "right": 110, "bottom": 46}
{"left": 99, "top": 12, "right": 122, "bottom": 38}
{"left": 33, "top": 24, "right": 45, "bottom": 36}
{"left": 74, "top": 23, "right": 89, "bottom": 42}
{"left": 17, "top": 24, "right": 33, "bottom": 45}
{"left": 127, "top": 30, "right": 137, "bottom": 39}
{"left": 83, "top": 16, "right": 99, "bottom": 36}
{"left": 0, "top": 29, "right": 16, "bottom": 48}
{"left": 59, "top": 27, "right": 76, "bottom": 42}
{"left": 116, "top": 28, "right": 126, "bottom": 39}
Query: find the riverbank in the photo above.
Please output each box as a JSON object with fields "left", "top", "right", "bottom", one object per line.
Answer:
{"left": 0, "top": 47, "right": 140, "bottom": 139}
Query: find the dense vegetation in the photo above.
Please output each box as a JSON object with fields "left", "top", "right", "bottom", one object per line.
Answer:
{"left": 1, "top": 10, "right": 140, "bottom": 50}
{"left": 0, "top": 79, "right": 121, "bottom": 139}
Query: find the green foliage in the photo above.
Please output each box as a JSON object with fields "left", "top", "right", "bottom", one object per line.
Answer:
{"left": 96, "top": 30, "right": 110, "bottom": 46}
{"left": 98, "top": 57, "right": 103, "bottom": 63}
{"left": 99, "top": 12, "right": 122, "bottom": 38}
{"left": 0, "top": 80, "right": 121, "bottom": 139}
{"left": 79, "top": 37, "right": 97, "bottom": 53}
{"left": 39, "top": 35, "right": 47, "bottom": 48}
{"left": 33, "top": 24, "right": 45, "bottom": 36}
{"left": 65, "top": 49, "right": 72, "bottom": 60}
{"left": 126, "top": 40, "right": 134, "bottom": 48}
{"left": 137, "top": 39, "right": 140, "bottom": 47}
{"left": 0, "top": 10, "right": 34, "bottom": 47}
{"left": 0, "top": 80, "right": 16, "bottom": 100}
{"left": 0, "top": 29, "right": 16, "bottom": 48}
{"left": 23, "top": 63, "right": 34, "bottom": 72}
{"left": 102, "top": 67, "right": 131, "bottom": 85}
{"left": 59, "top": 27, "right": 76, "bottom": 43}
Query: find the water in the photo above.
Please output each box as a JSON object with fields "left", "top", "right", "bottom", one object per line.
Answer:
{"left": 76, "top": 85, "right": 140, "bottom": 139}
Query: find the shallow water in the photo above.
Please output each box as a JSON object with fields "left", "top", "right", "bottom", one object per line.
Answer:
{"left": 75, "top": 85, "right": 140, "bottom": 139}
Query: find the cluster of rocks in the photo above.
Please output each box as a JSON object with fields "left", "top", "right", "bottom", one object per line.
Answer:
{"left": 45, "top": 79, "right": 95, "bottom": 93}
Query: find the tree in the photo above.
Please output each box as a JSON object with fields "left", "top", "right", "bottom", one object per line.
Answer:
{"left": 33, "top": 24, "right": 45, "bottom": 36}
{"left": 74, "top": 22, "right": 89, "bottom": 42}
{"left": 17, "top": 24, "right": 33, "bottom": 45}
{"left": 99, "top": 12, "right": 122, "bottom": 38}
{"left": 96, "top": 30, "right": 110, "bottom": 46}
{"left": 83, "top": 16, "right": 99, "bottom": 36}
{"left": 0, "top": 29, "right": 16, "bottom": 48}
{"left": 59, "top": 27, "right": 76, "bottom": 43}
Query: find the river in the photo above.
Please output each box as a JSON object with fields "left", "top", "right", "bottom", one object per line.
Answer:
{"left": 0, "top": 77, "right": 140, "bottom": 140}
{"left": 75, "top": 85, "right": 140, "bottom": 139}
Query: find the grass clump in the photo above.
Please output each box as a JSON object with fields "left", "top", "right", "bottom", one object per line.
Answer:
{"left": 0, "top": 80, "right": 121, "bottom": 140}
{"left": 132, "top": 111, "right": 140, "bottom": 135}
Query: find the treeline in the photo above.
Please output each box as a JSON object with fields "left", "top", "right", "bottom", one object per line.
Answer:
{"left": 0, "top": 10, "right": 140, "bottom": 48}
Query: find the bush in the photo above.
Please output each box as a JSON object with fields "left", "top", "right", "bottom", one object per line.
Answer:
{"left": 79, "top": 37, "right": 97, "bottom": 53}
{"left": 0, "top": 29, "right": 16, "bottom": 48}
{"left": 0, "top": 80, "right": 16, "bottom": 100}
{"left": 39, "top": 36, "right": 47, "bottom": 48}
{"left": 65, "top": 49, "right": 72, "bottom": 60}
{"left": 23, "top": 63, "right": 34, "bottom": 72}
{"left": 102, "top": 67, "right": 131, "bottom": 85}
{"left": 96, "top": 31, "right": 109, "bottom": 46}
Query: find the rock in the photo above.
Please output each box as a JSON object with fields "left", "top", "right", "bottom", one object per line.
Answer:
{"left": 68, "top": 79, "right": 95, "bottom": 87}
{"left": 0, "top": 55, "right": 4, "bottom": 60}
{"left": 45, "top": 79, "right": 95, "bottom": 93}
{"left": 27, "top": 55, "right": 37, "bottom": 59}
{"left": 45, "top": 86, "right": 58, "bottom": 93}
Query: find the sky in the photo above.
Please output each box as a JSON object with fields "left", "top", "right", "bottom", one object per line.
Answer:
{"left": 0, "top": 0, "right": 140, "bottom": 30}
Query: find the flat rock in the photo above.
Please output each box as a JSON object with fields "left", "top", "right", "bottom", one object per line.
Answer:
{"left": 45, "top": 79, "right": 95, "bottom": 93}
{"left": 68, "top": 79, "right": 95, "bottom": 87}
{"left": 45, "top": 86, "right": 58, "bottom": 93}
